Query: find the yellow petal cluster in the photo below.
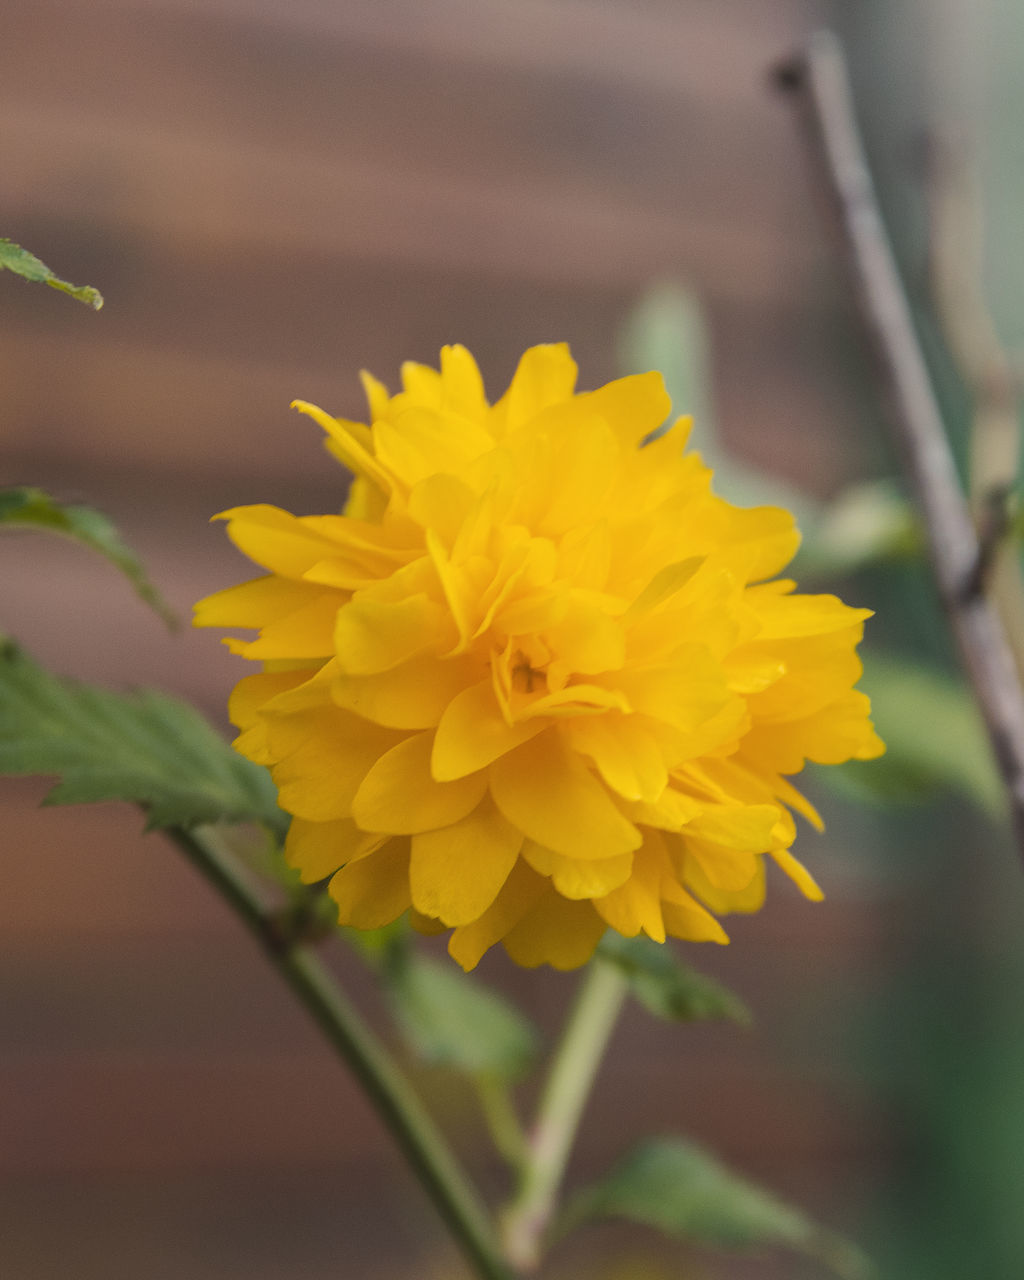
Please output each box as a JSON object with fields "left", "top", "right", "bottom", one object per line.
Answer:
{"left": 196, "top": 344, "right": 883, "bottom": 970}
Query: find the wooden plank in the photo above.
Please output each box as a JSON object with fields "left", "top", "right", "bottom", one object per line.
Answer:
{"left": 0, "top": 780, "right": 240, "bottom": 935}
{"left": 0, "top": 238, "right": 631, "bottom": 425}
{"left": 0, "top": 0, "right": 849, "bottom": 486}
{"left": 0, "top": 102, "right": 815, "bottom": 301}
{"left": 3, "top": 0, "right": 821, "bottom": 110}
{"left": 0, "top": 313, "right": 857, "bottom": 490}
{"left": 0, "top": 1046, "right": 873, "bottom": 1172}
{"left": 0, "top": 1052, "right": 386, "bottom": 1171}
{"left": 0, "top": 1166, "right": 436, "bottom": 1280}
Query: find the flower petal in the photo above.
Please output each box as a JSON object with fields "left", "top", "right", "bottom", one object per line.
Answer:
{"left": 432, "top": 680, "right": 544, "bottom": 781}
{"left": 352, "top": 731, "right": 488, "bottom": 834}
{"left": 743, "top": 690, "right": 885, "bottom": 772}
{"left": 490, "top": 731, "right": 642, "bottom": 860}
{"left": 227, "top": 669, "right": 312, "bottom": 732}
{"left": 285, "top": 816, "right": 384, "bottom": 883}
{"left": 681, "top": 837, "right": 762, "bottom": 893}
{"left": 291, "top": 399, "right": 394, "bottom": 494}
{"left": 235, "top": 592, "right": 344, "bottom": 660}
{"left": 408, "top": 473, "right": 477, "bottom": 547}
{"left": 544, "top": 600, "right": 625, "bottom": 677}
{"left": 660, "top": 878, "right": 729, "bottom": 943}
{"left": 214, "top": 505, "right": 353, "bottom": 579}
{"left": 333, "top": 654, "right": 480, "bottom": 730}
{"left": 194, "top": 575, "right": 325, "bottom": 630}
{"left": 269, "top": 705, "right": 402, "bottom": 821}
{"left": 502, "top": 894, "right": 606, "bottom": 969}
{"left": 410, "top": 797, "right": 523, "bottom": 925}
{"left": 439, "top": 344, "right": 489, "bottom": 423}
{"left": 611, "top": 643, "right": 732, "bottom": 732}
{"left": 685, "top": 854, "right": 766, "bottom": 916}
{"left": 567, "top": 715, "right": 668, "bottom": 802}
{"left": 496, "top": 343, "right": 578, "bottom": 431}
{"left": 580, "top": 371, "right": 671, "bottom": 447}
{"left": 329, "top": 839, "right": 411, "bottom": 928}
{"left": 334, "top": 593, "right": 450, "bottom": 674}
{"left": 517, "top": 683, "right": 631, "bottom": 721}
{"left": 684, "top": 803, "right": 780, "bottom": 853}
{"left": 713, "top": 504, "right": 801, "bottom": 582}
{"left": 359, "top": 369, "right": 390, "bottom": 422}
{"left": 375, "top": 406, "right": 495, "bottom": 489}
{"left": 593, "top": 839, "right": 667, "bottom": 943}
{"left": 522, "top": 841, "right": 633, "bottom": 899}
{"left": 447, "top": 859, "right": 549, "bottom": 970}
{"left": 747, "top": 588, "right": 873, "bottom": 639}
{"left": 770, "top": 847, "right": 824, "bottom": 901}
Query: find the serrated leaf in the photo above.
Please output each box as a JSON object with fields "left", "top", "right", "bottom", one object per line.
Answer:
{"left": 599, "top": 934, "right": 750, "bottom": 1026}
{"left": 0, "top": 638, "right": 286, "bottom": 836}
{"left": 562, "top": 1138, "right": 870, "bottom": 1279}
{"left": 387, "top": 954, "right": 540, "bottom": 1081}
{"left": 0, "top": 238, "right": 103, "bottom": 309}
{"left": 819, "top": 653, "right": 1002, "bottom": 815}
{"left": 0, "top": 486, "right": 176, "bottom": 626}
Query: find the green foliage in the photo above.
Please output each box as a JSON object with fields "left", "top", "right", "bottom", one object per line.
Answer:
{"left": 796, "top": 479, "right": 922, "bottom": 579}
{"left": 0, "top": 638, "right": 285, "bottom": 835}
{"left": 0, "top": 238, "right": 103, "bottom": 309}
{"left": 387, "top": 953, "right": 540, "bottom": 1081}
{"left": 598, "top": 934, "right": 750, "bottom": 1026}
{"left": 562, "top": 1138, "right": 870, "bottom": 1279}
{"left": 0, "top": 486, "right": 176, "bottom": 626}
{"left": 343, "top": 922, "right": 541, "bottom": 1082}
{"left": 824, "top": 653, "right": 1003, "bottom": 815}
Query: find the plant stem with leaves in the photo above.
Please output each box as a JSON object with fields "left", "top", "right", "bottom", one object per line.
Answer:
{"left": 171, "top": 825, "right": 516, "bottom": 1280}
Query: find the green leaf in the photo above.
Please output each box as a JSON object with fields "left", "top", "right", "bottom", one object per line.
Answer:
{"left": 598, "top": 934, "right": 751, "bottom": 1026}
{"left": 387, "top": 954, "right": 540, "bottom": 1081}
{"left": 822, "top": 653, "right": 1003, "bottom": 815}
{"left": 0, "top": 486, "right": 176, "bottom": 627}
{"left": 0, "top": 238, "right": 103, "bottom": 309}
{"left": 0, "top": 637, "right": 285, "bottom": 836}
{"left": 797, "top": 479, "right": 922, "bottom": 579}
{"left": 562, "top": 1138, "right": 870, "bottom": 1279}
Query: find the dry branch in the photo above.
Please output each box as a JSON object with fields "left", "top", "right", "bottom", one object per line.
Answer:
{"left": 775, "top": 31, "right": 1024, "bottom": 858}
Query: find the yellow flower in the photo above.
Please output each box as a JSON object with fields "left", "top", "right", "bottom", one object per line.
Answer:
{"left": 195, "top": 344, "right": 883, "bottom": 970}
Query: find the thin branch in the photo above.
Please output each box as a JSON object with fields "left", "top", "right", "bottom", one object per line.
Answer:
{"left": 925, "top": 129, "right": 1024, "bottom": 668}
{"left": 169, "top": 825, "right": 516, "bottom": 1280}
{"left": 774, "top": 32, "right": 1024, "bottom": 860}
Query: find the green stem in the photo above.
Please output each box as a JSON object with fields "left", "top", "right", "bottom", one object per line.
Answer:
{"left": 170, "top": 826, "right": 516, "bottom": 1280}
{"left": 500, "top": 957, "right": 628, "bottom": 1269}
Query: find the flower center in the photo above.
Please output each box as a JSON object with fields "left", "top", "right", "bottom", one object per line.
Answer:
{"left": 510, "top": 652, "right": 546, "bottom": 695}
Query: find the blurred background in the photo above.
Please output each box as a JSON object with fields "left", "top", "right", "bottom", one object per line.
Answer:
{"left": 4, "top": 0, "right": 1024, "bottom": 1277}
